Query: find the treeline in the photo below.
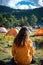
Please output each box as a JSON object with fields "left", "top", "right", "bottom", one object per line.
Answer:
{"left": 0, "top": 13, "right": 43, "bottom": 28}
{"left": 0, "top": 13, "right": 39, "bottom": 28}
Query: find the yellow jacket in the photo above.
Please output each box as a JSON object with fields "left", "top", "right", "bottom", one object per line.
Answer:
{"left": 12, "top": 39, "right": 35, "bottom": 65}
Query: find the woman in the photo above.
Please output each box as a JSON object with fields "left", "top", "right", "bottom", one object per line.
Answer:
{"left": 12, "top": 26, "right": 35, "bottom": 65}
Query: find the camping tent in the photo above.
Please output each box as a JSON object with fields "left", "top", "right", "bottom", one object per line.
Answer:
{"left": 34, "top": 28, "right": 43, "bottom": 36}
{"left": 6, "top": 28, "right": 19, "bottom": 37}
{"left": 0, "top": 27, "right": 7, "bottom": 33}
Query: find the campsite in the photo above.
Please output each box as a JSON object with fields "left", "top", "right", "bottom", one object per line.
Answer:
{"left": 0, "top": 1, "right": 43, "bottom": 65}
{"left": 0, "top": 27, "right": 43, "bottom": 65}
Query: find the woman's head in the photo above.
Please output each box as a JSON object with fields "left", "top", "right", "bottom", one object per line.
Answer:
{"left": 14, "top": 26, "right": 29, "bottom": 46}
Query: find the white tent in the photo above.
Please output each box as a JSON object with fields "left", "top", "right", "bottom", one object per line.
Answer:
{"left": 0, "top": 27, "right": 7, "bottom": 33}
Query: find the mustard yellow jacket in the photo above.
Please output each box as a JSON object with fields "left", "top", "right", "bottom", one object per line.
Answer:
{"left": 12, "top": 39, "right": 35, "bottom": 65}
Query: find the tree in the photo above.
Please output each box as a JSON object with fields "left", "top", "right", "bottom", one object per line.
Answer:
{"left": 0, "top": 14, "right": 9, "bottom": 28}
{"left": 30, "top": 14, "right": 38, "bottom": 27}
{"left": 24, "top": 16, "right": 29, "bottom": 26}
{"left": 19, "top": 16, "right": 29, "bottom": 26}
{"left": 41, "top": 17, "right": 43, "bottom": 22}
{"left": 20, "top": 17, "right": 25, "bottom": 26}
{"left": 10, "top": 15, "right": 20, "bottom": 27}
{"left": 0, "top": 14, "right": 3, "bottom": 26}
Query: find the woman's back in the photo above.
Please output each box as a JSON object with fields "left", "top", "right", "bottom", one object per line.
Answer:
{"left": 12, "top": 26, "right": 35, "bottom": 65}
{"left": 12, "top": 39, "right": 35, "bottom": 65}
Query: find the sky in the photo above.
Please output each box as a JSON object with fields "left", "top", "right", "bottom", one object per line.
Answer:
{"left": 0, "top": 0, "right": 43, "bottom": 9}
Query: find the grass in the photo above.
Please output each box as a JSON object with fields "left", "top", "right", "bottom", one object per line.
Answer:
{"left": 0, "top": 33, "right": 14, "bottom": 62}
{"left": 0, "top": 33, "right": 43, "bottom": 65}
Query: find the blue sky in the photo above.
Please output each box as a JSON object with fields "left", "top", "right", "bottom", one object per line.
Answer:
{"left": 0, "top": 0, "right": 43, "bottom": 9}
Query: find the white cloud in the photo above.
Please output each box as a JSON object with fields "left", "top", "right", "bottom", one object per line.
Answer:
{"left": 38, "top": 0, "right": 43, "bottom": 7}
{"left": 16, "top": 4, "right": 29, "bottom": 9}
{"left": 16, "top": 4, "right": 38, "bottom": 9}
{"left": 7, "top": 0, "right": 38, "bottom": 9}
{"left": 7, "top": 0, "right": 22, "bottom": 8}
{"left": 1, "top": 0, "right": 42, "bottom": 9}
{"left": 29, "top": 4, "right": 38, "bottom": 9}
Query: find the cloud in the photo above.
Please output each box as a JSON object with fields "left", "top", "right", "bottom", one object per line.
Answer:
{"left": 8, "top": 0, "right": 15, "bottom": 8}
{"left": 16, "top": 1, "right": 37, "bottom": 6}
{"left": 0, "top": 0, "right": 42, "bottom": 9}
{"left": 29, "top": 4, "right": 38, "bottom": 9}
{"left": 38, "top": 0, "right": 43, "bottom": 6}
{"left": 16, "top": 4, "right": 38, "bottom": 9}
{"left": 16, "top": 4, "right": 29, "bottom": 9}
{"left": 7, "top": 0, "right": 22, "bottom": 8}
{"left": 5, "top": 0, "right": 38, "bottom": 9}
{"left": 16, "top": 1, "right": 38, "bottom": 9}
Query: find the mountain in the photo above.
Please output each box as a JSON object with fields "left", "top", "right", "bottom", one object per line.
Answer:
{"left": 0, "top": 5, "right": 43, "bottom": 26}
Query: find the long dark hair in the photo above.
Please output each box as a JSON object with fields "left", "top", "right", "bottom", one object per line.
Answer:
{"left": 14, "top": 26, "right": 29, "bottom": 46}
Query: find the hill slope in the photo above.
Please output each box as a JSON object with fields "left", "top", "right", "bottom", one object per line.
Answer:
{"left": 0, "top": 5, "right": 43, "bottom": 26}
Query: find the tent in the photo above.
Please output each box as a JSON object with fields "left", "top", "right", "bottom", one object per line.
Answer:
{"left": 0, "top": 27, "right": 7, "bottom": 33}
{"left": 34, "top": 28, "right": 43, "bottom": 36}
{"left": 6, "top": 28, "right": 19, "bottom": 37}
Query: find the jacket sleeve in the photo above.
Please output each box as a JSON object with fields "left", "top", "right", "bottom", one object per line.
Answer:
{"left": 30, "top": 45, "right": 35, "bottom": 55}
{"left": 27, "top": 39, "right": 35, "bottom": 55}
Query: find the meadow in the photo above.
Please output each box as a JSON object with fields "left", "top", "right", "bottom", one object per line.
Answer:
{"left": 0, "top": 33, "right": 43, "bottom": 65}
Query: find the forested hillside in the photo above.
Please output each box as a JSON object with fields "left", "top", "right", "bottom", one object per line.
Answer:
{"left": 0, "top": 5, "right": 43, "bottom": 28}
